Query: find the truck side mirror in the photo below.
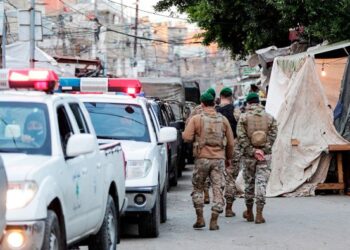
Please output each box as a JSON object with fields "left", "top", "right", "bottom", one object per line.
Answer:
{"left": 66, "top": 134, "right": 96, "bottom": 157}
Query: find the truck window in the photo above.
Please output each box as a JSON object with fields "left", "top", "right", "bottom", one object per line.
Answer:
{"left": 69, "top": 103, "right": 90, "bottom": 134}
{"left": 57, "top": 106, "right": 74, "bottom": 154}
{"left": 0, "top": 102, "right": 51, "bottom": 155}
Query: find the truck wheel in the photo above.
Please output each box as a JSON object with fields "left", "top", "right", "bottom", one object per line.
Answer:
{"left": 160, "top": 182, "right": 167, "bottom": 223}
{"left": 138, "top": 188, "right": 160, "bottom": 238}
{"left": 41, "top": 210, "right": 64, "bottom": 250}
{"left": 88, "top": 195, "right": 118, "bottom": 250}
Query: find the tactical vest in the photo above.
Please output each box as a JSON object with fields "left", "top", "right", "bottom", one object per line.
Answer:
{"left": 246, "top": 112, "right": 270, "bottom": 147}
{"left": 197, "top": 113, "right": 226, "bottom": 148}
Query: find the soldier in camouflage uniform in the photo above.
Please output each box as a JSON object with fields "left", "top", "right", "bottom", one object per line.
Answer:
{"left": 183, "top": 92, "right": 234, "bottom": 230}
{"left": 216, "top": 87, "right": 240, "bottom": 217}
{"left": 237, "top": 92, "right": 277, "bottom": 224}
{"left": 185, "top": 88, "right": 216, "bottom": 204}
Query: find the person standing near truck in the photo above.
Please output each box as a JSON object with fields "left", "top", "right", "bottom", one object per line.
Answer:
{"left": 216, "top": 87, "right": 241, "bottom": 217}
{"left": 237, "top": 92, "right": 277, "bottom": 224}
{"left": 183, "top": 92, "right": 234, "bottom": 230}
{"left": 185, "top": 88, "right": 217, "bottom": 204}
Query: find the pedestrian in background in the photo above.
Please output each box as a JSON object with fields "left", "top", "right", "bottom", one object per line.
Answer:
{"left": 183, "top": 92, "right": 234, "bottom": 230}
{"left": 237, "top": 92, "right": 277, "bottom": 224}
{"left": 216, "top": 87, "right": 241, "bottom": 217}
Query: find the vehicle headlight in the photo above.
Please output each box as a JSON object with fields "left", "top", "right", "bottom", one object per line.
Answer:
{"left": 7, "top": 181, "right": 38, "bottom": 210}
{"left": 126, "top": 160, "right": 152, "bottom": 179}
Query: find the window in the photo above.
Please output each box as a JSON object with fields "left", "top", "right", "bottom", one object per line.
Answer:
{"left": 69, "top": 103, "right": 90, "bottom": 134}
{"left": 84, "top": 102, "right": 150, "bottom": 142}
{"left": 0, "top": 102, "right": 51, "bottom": 155}
{"left": 147, "top": 104, "right": 158, "bottom": 140}
{"left": 57, "top": 106, "right": 74, "bottom": 155}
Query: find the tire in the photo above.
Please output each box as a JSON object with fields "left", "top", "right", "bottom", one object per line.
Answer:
{"left": 41, "top": 210, "right": 64, "bottom": 250}
{"left": 138, "top": 188, "right": 160, "bottom": 238}
{"left": 88, "top": 195, "right": 118, "bottom": 250}
{"left": 160, "top": 182, "right": 167, "bottom": 223}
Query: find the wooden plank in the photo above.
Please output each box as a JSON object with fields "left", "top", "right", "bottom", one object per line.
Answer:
{"left": 328, "top": 144, "right": 350, "bottom": 151}
{"left": 337, "top": 153, "right": 344, "bottom": 184}
{"left": 317, "top": 183, "right": 345, "bottom": 190}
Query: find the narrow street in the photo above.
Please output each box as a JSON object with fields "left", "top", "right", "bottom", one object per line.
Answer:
{"left": 119, "top": 165, "right": 350, "bottom": 250}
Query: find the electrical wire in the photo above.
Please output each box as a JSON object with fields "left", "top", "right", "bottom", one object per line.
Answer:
{"left": 59, "top": 0, "right": 201, "bottom": 45}
{"left": 106, "top": 0, "right": 189, "bottom": 21}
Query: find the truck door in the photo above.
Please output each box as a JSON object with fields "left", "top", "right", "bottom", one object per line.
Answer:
{"left": 68, "top": 102, "right": 103, "bottom": 230}
{"left": 56, "top": 104, "right": 88, "bottom": 239}
{"left": 147, "top": 104, "right": 167, "bottom": 191}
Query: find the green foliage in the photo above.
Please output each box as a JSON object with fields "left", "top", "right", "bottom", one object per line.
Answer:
{"left": 155, "top": 0, "right": 350, "bottom": 58}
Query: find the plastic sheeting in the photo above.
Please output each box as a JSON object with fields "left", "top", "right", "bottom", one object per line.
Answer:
{"left": 266, "top": 57, "right": 348, "bottom": 197}
{"left": 5, "top": 42, "right": 65, "bottom": 74}
{"left": 139, "top": 77, "right": 185, "bottom": 104}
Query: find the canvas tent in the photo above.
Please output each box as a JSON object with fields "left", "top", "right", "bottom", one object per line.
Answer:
{"left": 264, "top": 42, "right": 350, "bottom": 197}
{"left": 4, "top": 42, "right": 67, "bottom": 75}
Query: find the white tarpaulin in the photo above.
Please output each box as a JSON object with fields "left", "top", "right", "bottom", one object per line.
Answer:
{"left": 266, "top": 57, "right": 348, "bottom": 197}
{"left": 5, "top": 42, "right": 65, "bottom": 75}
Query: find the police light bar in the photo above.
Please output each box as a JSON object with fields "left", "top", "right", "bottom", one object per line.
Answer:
{"left": 0, "top": 69, "right": 58, "bottom": 93}
{"left": 59, "top": 77, "right": 142, "bottom": 95}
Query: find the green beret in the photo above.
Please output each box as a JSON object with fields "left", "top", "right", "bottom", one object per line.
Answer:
{"left": 207, "top": 88, "right": 216, "bottom": 98}
{"left": 220, "top": 87, "right": 232, "bottom": 96}
{"left": 200, "top": 92, "right": 214, "bottom": 102}
{"left": 246, "top": 92, "right": 260, "bottom": 102}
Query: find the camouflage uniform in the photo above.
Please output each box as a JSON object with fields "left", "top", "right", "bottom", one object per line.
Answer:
{"left": 183, "top": 107, "right": 234, "bottom": 214}
{"left": 192, "top": 159, "right": 225, "bottom": 212}
{"left": 185, "top": 105, "right": 203, "bottom": 126}
{"left": 224, "top": 140, "right": 241, "bottom": 203}
{"left": 237, "top": 104, "right": 277, "bottom": 206}
{"left": 185, "top": 105, "right": 211, "bottom": 197}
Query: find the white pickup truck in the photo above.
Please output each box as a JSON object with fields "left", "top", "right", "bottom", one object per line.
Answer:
{"left": 0, "top": 69, "right": 127, "bottom": 250}
{"left": 76, "top": 93, "right": 177, "bottom": 238}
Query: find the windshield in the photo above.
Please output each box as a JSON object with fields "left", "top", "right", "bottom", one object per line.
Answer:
{"left": 84, "top": 102, "right": 150, "bottom": 142}
{"left": 0, "top": 102, "right": 51, "bottom": 155}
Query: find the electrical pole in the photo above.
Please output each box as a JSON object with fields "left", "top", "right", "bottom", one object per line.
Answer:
{"left": 92, "top": 0, "right": 98, "bottom": 59}
{"left": 30, "top": 0, "right": 35, "bottom": 68}
{"left": 1, "top": 1, "right": 6, "bottom": 68}
{"left": 121, "top": 0, "right": 125, "bottom": 76}
{"left": 133, "top": 0, "right": 139, "bottom": 60}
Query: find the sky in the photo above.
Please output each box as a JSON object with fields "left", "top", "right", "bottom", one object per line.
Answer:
{"left": 124, "top": 0, "right": 188, "bottom": 23}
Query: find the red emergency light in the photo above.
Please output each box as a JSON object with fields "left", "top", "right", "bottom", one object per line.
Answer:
{"left": 7, "top": 69, "right": 59, "bottom": 92}
{"left": 108, "top": 78, "right": 142, "bottom": 95}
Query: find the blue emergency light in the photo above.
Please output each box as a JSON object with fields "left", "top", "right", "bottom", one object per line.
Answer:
{"left": 58, "top": 77, "right": 142, "bottom": 95}
{"left": 59, "top": 78, "right": 81, "bottom": 92}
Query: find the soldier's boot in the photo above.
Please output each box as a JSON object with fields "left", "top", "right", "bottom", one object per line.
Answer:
{"left": 209, "top": 212, "right": 220, "bottom": 230}
{"left": 255, "top": 205, "right": 266, "bottom": 224}
{"left": 204, "top": 189, "right": 210, "bottom": 204}
{"left": 243, "top": 204, "right": 254, "bottom": 222}
{"left": 193, "top": 208, "right": 206, "bottom": 229}
{"left": 225, "top": 202, "right": 236, "bottom": 217}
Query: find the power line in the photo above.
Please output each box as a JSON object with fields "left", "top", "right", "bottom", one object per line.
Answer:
{"left": 107, "top": 0, "right": 189, "bottom": 21}
{"left": 104, "top": 27, "right": 200, "bottom": 45}
{"left": 59, "top": 0, "right": 201, "bottom": 45}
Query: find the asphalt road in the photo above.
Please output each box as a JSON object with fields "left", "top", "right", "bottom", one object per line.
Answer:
{"left": 118, "top": 165, "right": 350, "bottom": 250}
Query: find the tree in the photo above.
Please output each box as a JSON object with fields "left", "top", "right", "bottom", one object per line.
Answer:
{"left": 155, "top": 0, "right": 350, "bottom": 58}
